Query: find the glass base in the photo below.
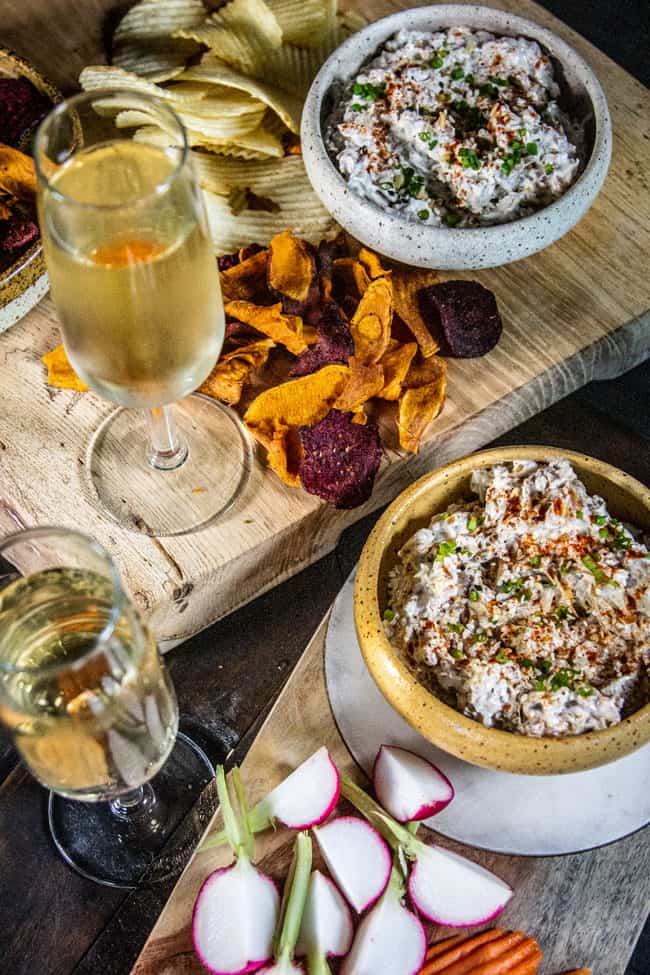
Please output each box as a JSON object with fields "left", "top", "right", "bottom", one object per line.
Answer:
{"left": 48, "top": 731, "right": 214, "bottom": 889}
{"left": 85, "top": 394, "right": 253, "bottom": 536}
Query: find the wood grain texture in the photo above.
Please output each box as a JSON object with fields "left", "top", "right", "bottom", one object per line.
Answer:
{"left": 0, "top": 0, "right": 649, "bottom": 646}
{"left": 131, "top": 613, "right": 650, "bottom": 975}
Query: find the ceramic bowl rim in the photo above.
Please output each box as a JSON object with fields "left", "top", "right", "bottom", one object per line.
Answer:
{"left": 353, "top": 445, "right": 650, "bottom": 775}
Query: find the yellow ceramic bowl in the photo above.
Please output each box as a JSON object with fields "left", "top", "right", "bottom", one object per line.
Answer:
{"left": 354, "top": 446, "right": 650, "bottom": 775}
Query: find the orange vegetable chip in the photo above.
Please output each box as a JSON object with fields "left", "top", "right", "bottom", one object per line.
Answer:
{"left": 334, "top": 357, "right": 384, "bottom": 412}
{"left": 332, "top": 257, "right": 371, "bottom": 304}
{"left": 268, "top": 229, "right": 315, "bottom": 303}
{"left": 41, "top": 345, "right": 88, "bottom": 392}
{"left": 0, "top": 143, "right": 37, "bottom": 200}
{"left": 220, "top": 249, "right": 269, "bottom": 301}
{"left": 392, "top": 267, "right": 440, "bottom": 358}
{"left": 244, "top": 364, "right": 350, "bottom": 486}
{"left": 357, "top": 246, "right": 389, "bottom": 280}
{"left": 377, "top": 340, "right": 418, "bottom": 401}
{"left": 0, "top": 197, "right": 13, "bottom": 220}
{"left": 224, "top": 300, "right": 307, "bottom": 355}
{"left": 398, "top": 356, "right": 447, "bottom": 454}
{"left": 199, "top": 339, "right": 274, "bottom": 406}
{"left": 350, "top": 275, "right": 393, "bottom": 365}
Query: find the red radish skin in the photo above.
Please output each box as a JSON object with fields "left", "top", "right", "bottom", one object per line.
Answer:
{"left": 372, "top": 746, "right": 454, "bottom": 823}
{"left": 251, "top": 748, "right": 341, "bottom": 831}
{"left": 407, "top": 845, "right": 512, "bottom": 927}
{"left": 193, "top": 860, "right": 280, "bottom": 975}
{"left": 314, "top": 817, "right": 392, "bottom": 913}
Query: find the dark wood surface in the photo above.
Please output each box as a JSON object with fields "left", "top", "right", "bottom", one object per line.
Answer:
{"left": 0, "top": 2, "right": 648, "bottom": 973}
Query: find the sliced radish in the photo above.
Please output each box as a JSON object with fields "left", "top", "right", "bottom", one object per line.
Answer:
{"left": 313, "top": 817, "right": 391, "bottom": 913}
{"left": 260, "top": 833, "right": 313, "bottom": 975}
{"left": 408, "top": 843, "right": 512, "bottom": 927}
{"left": 340, "top": 870, "right": 426, "bottom": 975}
{"left": 193, "top": 857, "right": 280, "bottom": 975}
{"left": 340, "top": 775, "right": 512, "bottom": 929}
{"left": 250, "top": 748, "right": 340, "bottom": 832}
{"left": 193, "top": 766, "right": 280, "bottom": 974}
{"left": 373, "top": 745, "right": 454, "bottom": 822}
{"left": 296, "top": 870, "right": 354, "bottom": 974}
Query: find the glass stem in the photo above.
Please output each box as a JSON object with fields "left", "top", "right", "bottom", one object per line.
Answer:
{"left": 109, "top": 783, "right": 166, "bottom": 849}
{"left": 145, "top": 405, "right": 188, "bottom": 471}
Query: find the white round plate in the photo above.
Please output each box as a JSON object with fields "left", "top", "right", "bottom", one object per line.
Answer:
{"left": 325, "top": 571, "right": 650, "bottom": 857}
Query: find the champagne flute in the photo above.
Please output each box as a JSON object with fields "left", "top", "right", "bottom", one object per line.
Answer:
{"left": 0, "top": 527, "right": 214, "bottom": 888}
{"left": 34, "top": 91, "right": 252, "bottom": 536}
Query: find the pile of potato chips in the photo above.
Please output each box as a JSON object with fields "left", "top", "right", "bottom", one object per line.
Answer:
{"left": 79, "top": 0, "right": 365, "bottom": 253}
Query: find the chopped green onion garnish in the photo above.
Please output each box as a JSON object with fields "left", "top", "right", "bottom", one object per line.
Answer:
{"left": 500, "top": 578, "right": 523, "bottom": 593}
{"left": 493, "top": 77, "right": 509, "bottom": 86}
{"left": 595, "top": 514, "right": 608, "bottom": 526}
{"left": 489, "top": 617, "right": 499, "bottom": 625}
{"left": 582, "top": 554, "right": 619, "bottom": 587}
{"left": 418, "top": 131, "right": 438, "bottom": 149}
{"left": 448, "top": 622, "right": 464, "bottom": 634}
{"left": 473, "top": 631, "right": 488, "bottom": 644}
{"left": 467, "top": 515, "right": 478, "bottom": 532}
{"left": 479, "top": 82, "right": 498, "bottom": 97}
{"left": 351, "top": 103, "right": 364, "bottom": 112}
{"left": 436, "top": 540, "right": 458, "bottom": 561}
{"left": 444, "top": 212, "right": 462, "bottom": 227}
{"left": 465, "top": 73, "right": 475, "bottom": 86}
{"left": 495, "top": 651, "right": 509, "bottom": 664}
{"left": 550, "top": 669, "right": 573, "bottom": 691}
{"left": 458, "top": 147, "right": 481, "bottom": 170}
{"left": 555, "top": 606, "right": 570, "bottom": 620}
{"left": 537, "top": 659, "right": 552, "bottom": 675}
{"left": 576, "top": 510, "right": 584, "bottom": 519}
{"left": 352, "top": 82, "right": 385, "bottom": 101}
{"left": 520, "top": 658, "right": 535, "bottom": 669}
{"left": 578, "top": 686, "right": 594, "bottom": 698}
{"left": 518, "top": 127, "right": 527, "bottom": 137}
{"left": 521, "top": 589, "right": 532, "bottom": 602}
{"left": 469, "top": 588, "right": 480, "bottom": 602}
{"left": 598, "top": 527, "right": 610, "bottom": 541}
{"left": 383, "top": 608, "right": 395, "bottom": 621}
{"left": 450, "top": 66, "right": 464, "bottom": 80}
{"left": 535, "top": 678, "right": 546, "bottom": 692}
{"left": 545, "top": 163, "right": 554, "bottom": 174}
{"left": 530, "top": 554, "right": 542, "bottom": 567}
{"left": 525, "top": 141, "right": 538, "bottom": 155}
{"left": 430, "top": 55, "right": 444, "bottom": 69}
{"left": 450, "top": 647, "right": 465, "bottom": 659}
{"left": 417, "top": 209, "right": 430, "bottom": 221}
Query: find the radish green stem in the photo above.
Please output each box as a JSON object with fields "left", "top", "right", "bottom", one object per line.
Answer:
{"left": 307, "top": 951, "right": 331, "bottom": 975}
{"left": 233, "top": 765, "right": 255, "bottom": 861}
{"left": 200, "top": 827, "right": 228, "bottom": 851}
{"left": 340, "top": 775, "right": 412, "bottom": 851}
{"left": 275, "top": 833, "right": 313, "bottom": 963}
{"left": 216, "top": 765, "right": 246, "bottom": 856}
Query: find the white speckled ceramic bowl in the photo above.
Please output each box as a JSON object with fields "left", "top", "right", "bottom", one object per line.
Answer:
{"left": 301, "top": 5, "right": 612, "bottom": 270}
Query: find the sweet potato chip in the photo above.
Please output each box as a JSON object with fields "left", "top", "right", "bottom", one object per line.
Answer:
{"left": 224, "top": 299, "right": 307, "bottom": 354}
{"left": 392, "top": 267, "right": 440, "bottom": 358}
{"left": 332, "top": 257, "right": 370, "bottom": 306}
{"left": 357, "top": 246, "right": 389, "bottom": 280}
{"left": 42, "top": 346, "right": 88, "bottom": 392}
{"left": 350, "top": 275, "right": 393, "bottom": 365}
{"left": 397, "top": 357, "right": 447, "bottom": 454}
{"left": 220, "top": 248, "right": 269, "bottom": 301}
{"left": 0, "top": 143, "right": 37, "bottom": 200}
{"left": 199, "top": 338, "right": 274, "bottom": 405}
{"left": 244, "top": 364, "right": 349, "bottom": 485}
{"left": 334, "top": 357, "right": 384, "bottom": 412}
{"left": 377, "top": 340, "right": 418, "bottom": 401}
{"left": 268, "top": 229, "right": 315, "bottom": 303}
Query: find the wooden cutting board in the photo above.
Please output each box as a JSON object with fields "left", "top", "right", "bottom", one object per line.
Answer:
{"left": 130, "top": 610, "right": 650, "bottom": 974}
{"left": 1, "top": 0, "right": 649, "bottom": 647}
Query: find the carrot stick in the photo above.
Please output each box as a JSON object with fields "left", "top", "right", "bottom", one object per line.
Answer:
{"left": 426, "top": 935, "right": 466, "bottom": 960}
{"left": 431, "top": 933, "right": 528, "bottom": 975}
{"left": 420, "top": 930, "right": 506, "bottom": 974}
{"left": 467, "top": 941, "right": 541, "bottom": 975}
{"left": 495, "top": 948, "right": 543, "bottom": 975}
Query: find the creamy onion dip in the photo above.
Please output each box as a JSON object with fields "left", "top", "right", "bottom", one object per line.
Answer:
{"left": 384, "top": 460, "right": 649, "bottom": 737}
{"left": 327, "top": 27, "right": 580, "bottom": 228}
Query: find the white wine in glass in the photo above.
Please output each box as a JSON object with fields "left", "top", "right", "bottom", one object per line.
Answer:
{"left": 35, "top": 92, "right": 253, "bottom": 535}
{"left": 0, "top": 528, "right": 214, "bottom": 887}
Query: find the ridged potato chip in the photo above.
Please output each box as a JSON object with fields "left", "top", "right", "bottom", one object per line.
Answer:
{"left": 112, "top": 40, "right": 198, "bottom": 83}
{"left": 180, "top": 60, "right": 302, "bottom": 134}
{"left": 79, "top": 65, "right": 209, "bottom": 104}
{"left": 176, "top": 0, "right": 282, "bottom": 76}
{"left": 175, "top": 103, "right": 266, "bottom": 139}
{"left": 267, "top": 0, "right": 335, "bottom": 48}
{"left": 113, "top": 0, "right": 206, "bottom": 45}
{"left": 133, "top": 124, "right": 276, "bottom": 159}
{"left": 262, "top": 22, "right": 363, "bottom": 95}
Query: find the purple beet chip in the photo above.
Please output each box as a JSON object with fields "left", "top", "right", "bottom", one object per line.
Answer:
{"left": 2, "top": 215, "right": 39, "bottom": 252}
{"left": 289, "top": 303, "right": 353, "bottom": 377}
{"left": 418, "top": 280, "right": 502, "bottom": 357}
{"left": 299, "top": 410, "right": 382, "bottom": 509}
{"left": 0, "top": 78, "right": 50, "bottom": 149}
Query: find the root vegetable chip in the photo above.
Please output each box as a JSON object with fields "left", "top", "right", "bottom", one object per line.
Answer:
{"left": 357, "top": 246, "right": 389, "bottom": 280}
{"left": 398, "top": 357, "right": 447, "bottom": 454}
{"left": 268, "top": 229, "right": 315, "bottom": 303}
{"left": 0, "top": 144, "right": 37, "bottom": 200}
{"left": 377, "top": 340, "right": 418, "bottom": 401}
{"left": 199, "top": 338, "right": 274, "bottom": 405}
{"left": 350, "top": 275, "right": 393, "bottom": 365}
{"left": 220, "top": 248, "right": 269, "bottom": 300}
{"left": 332, "top": 257, "right": 370, "bottom": 305}
{"left": 289, "top": 303, "right": 353, "bottom": 376}
{"left": 224, "top": 300, "right": 307, "bottom": 354}
{"left": 0, "top": 78, "right": 50, "bottom": 150}
{"left": 392, "top": 267, "right": 440, "bottom": 358}
{"left": 244, "top": 364, "right": 349, "bottom": 485}
{"left": 299, "top": 410, "right": 382, "bottom": 508}
{"left": 113, "top": 0, "right": 206, "bottom": 45}
{"left": 42, "top": 346, "right": 88, "bottom": 392}
{"left": 334, "top": 357, "right": 384, "bottom": 412}
{"left": 418, "top": 280, "right": 502, "bottom": 357}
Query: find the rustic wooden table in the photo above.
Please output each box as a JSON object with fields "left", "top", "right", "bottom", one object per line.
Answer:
{"left": 0, "top": 1, "right": 648, "bottom": 974}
